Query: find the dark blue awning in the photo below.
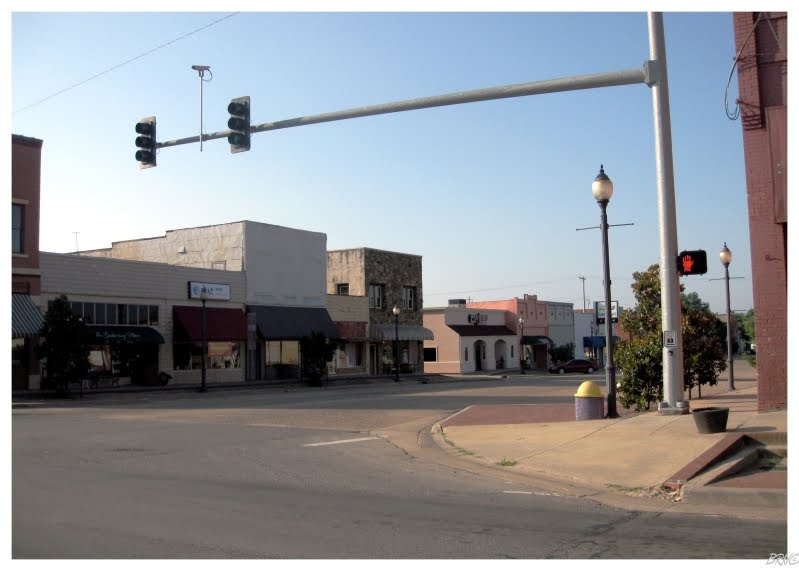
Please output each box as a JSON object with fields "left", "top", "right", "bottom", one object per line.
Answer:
{"left": 584, "top": 336, "right": 620, "bottom": 348}
{"left": 584, "top": 336, "right": 605, "bottom": 348}
{"left": 250, "top": 305, "right": 339, "bottom": 340}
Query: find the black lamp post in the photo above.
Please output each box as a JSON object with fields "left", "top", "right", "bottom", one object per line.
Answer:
{"left": 592, "top": 165, "right": 618, "bottom": 418}
{"left": 518, "top": 316, "right": 525, "bottom": 374}
{"left": 200, "top": 286, "right": 208, "bottom": 393}
{"left": 392, "top": 305, "right": 400, "bottom": 382}
{"left": 720, "top": 242, "right": 735, "bottom": 391}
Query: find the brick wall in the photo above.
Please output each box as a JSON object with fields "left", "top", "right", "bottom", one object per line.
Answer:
{"left": 12, "top": 135, "right": 43, "bottom": 296}
{"left": 733, "top": 12, "right": 788, "bottom": 411}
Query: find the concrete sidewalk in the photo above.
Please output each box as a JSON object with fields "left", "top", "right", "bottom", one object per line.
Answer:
{"left": 435, "top": 360, "right": 788, "bottom": 519}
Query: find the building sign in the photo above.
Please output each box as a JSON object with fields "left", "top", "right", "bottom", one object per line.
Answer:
{"left": 188, "top": 281, "right": 231, "bottom": 301}
{"left": 595, "top": 301, "right": 619, "bottom": 324}
{"left": 95, "top": 330, "right": 146, "bottom": 344}
{"left": 467, "top": 313, "right": 488, "bottom": 325}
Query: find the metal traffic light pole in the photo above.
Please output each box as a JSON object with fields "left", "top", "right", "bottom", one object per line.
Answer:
{"left": 156, "top": 66, "right": 652, "bottom": 150}
{"left": 150, "top": 14, "right": 685, "bottom": 412}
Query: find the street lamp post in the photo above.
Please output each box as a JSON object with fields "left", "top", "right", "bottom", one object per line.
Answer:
{"left": 518, "top": 316, "right": 525, "bottom": 374}
{"left": 720, "top": 243, "right": 735, "bottom": 391}
{"left": 200, "top": 286, "right": 208, "bottom": 393}
{"left": 392, "top": 305, "right": 400, "bottom": 382}
{"left": 592, "top": 165, "right": 618, "bottom": 419}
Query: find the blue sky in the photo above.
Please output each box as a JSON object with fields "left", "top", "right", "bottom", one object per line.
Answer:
{"left": 9, "top": 7, "right": 764, "bottom": 315}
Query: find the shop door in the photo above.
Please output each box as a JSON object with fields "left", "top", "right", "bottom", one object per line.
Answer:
{"left": 369, "top": 344, "right": 379, "bottom": 375}
{"left": 12, "top": 340, "right": 28, "bottom": 390}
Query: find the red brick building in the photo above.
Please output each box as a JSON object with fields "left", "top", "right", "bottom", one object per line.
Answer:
{"left": 732, "top": 12, "right": 787, "bottom": 411}
{"left": 12, "top": 134, "right": 45, "bottom": 389}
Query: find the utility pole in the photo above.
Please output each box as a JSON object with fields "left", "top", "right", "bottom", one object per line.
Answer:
{"left": 579, "top": 276, "right": 587, "bottom": 311}
{"left": 73, "top": 232, "right": 79, "bottom": 254}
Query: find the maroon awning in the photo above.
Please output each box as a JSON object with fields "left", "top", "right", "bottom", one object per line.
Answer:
{"left": 335, "top": 321, "right": 368, "bottom": 340}
{"left": 173, "top": 306, "right": 247, "bottom": 342}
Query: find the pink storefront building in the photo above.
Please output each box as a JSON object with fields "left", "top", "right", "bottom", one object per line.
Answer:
{"left": 422, "top": 302, "right": 522, "bottom": 374}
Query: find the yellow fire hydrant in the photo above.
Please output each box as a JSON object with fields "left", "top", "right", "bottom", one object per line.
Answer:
{"left": 574, "top": 380, "right": 605, "bottom": 420}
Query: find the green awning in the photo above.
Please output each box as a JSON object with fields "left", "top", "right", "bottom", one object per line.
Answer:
{"left": 12, "top": 294, "right": 44, "bottom": 338}
{"left": 522, "top": 335, "right": 554, "bottom": 345}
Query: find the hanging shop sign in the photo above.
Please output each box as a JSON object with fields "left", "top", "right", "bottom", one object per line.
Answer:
{"left": 188, "top": 281, "right": 231, "bottom": 301}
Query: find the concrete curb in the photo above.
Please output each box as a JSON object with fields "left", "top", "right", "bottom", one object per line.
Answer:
{"left": 683, "top": 485, "right": 787, "bottom": 509}
{"left": 11, "top": 371, "right": 521, "bottom": 404}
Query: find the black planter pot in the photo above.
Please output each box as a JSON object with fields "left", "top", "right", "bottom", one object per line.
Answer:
{"left": 691, "top": 406, "right": 730, "bottom": 434}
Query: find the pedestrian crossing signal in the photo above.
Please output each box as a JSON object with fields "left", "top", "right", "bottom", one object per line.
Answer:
{"left": 677, "top": 250, "right": 708, "bottom": 276}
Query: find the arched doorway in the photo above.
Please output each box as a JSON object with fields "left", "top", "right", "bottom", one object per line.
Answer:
{"left": 494, "top": 339, "right": 508, "bottom": 369}
{"left": 474, "top": 340, "right": 486, "bottom": 371}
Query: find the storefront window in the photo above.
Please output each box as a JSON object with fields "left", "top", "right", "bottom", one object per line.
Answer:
{"left": 264, "top": 340, "right": 299, "bottom": 379}
{"left": 173, "top": 342, "right": 242, "bottom": 370}
{"left": 173, "top": 342, "right": 203, "bottom": 370}
{"left": 89, "top": 348, "right": 112, "bottom": 372}
{"left": 265, "top": 340, "right": 299, "bottom": 365}
{"left": 208, "top": 342, "right": 241, "bottom": 369}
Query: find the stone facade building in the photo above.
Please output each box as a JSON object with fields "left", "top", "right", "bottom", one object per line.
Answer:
{"left": 327, "top": 248, "right": 432, "bottom": 376}
{"left": 326, "top": 293, "right": 369, "bottom": 377}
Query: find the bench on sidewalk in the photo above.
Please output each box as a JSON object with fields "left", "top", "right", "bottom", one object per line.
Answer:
{"left": 86, "top": 372, "right": 120, "bottom": 389}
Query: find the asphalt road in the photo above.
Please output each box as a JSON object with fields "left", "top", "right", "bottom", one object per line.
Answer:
{"left": 12, "top": 376, "right": 787, "bottom": 558}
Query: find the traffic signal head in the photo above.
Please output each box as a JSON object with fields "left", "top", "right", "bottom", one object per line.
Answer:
{"left": 134, "top": 116, "right": 157, "bottom": 169}
{"left": 227, "top": 96, "right": 251, "bottom": 153}
{"left": 677, "top": 250, "right": 708, "bottom": 276}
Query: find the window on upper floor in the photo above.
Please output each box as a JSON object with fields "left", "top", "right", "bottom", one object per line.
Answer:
{"left": 403, "top": 286, "right": 416, "bottom": 310}
{"left": 12, "top": 204, "right": 24, "bottom": 254}
{"left": 336, "top": 283, "right": 349, "bottom": 296}
{"left": 59, "top": 301, "right": 160, "bottom": 326}
{"left": 368, "top": 284, "right": 384, "bottom": 309}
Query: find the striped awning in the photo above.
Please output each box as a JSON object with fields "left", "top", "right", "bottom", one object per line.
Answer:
{"left": 12, "top": 294, "right": 44, "bottom": 338}
{"left": 369, "top": 324, "right": 434, "bottom": 341}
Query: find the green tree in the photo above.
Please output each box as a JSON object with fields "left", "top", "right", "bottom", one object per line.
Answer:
{"left": 38, "top": 294, "right": 92, "bottom": 393}
{"left": 548, "top": 343, "right": 575, "bottom": 365}
{"left": 615, "top": 265, "right": 667, "bottom": 411}
{"left": 682, "top": 305, "right": 726, "bottom": 399}
{"left": 300, "top": 331, "right": 338, "bottom": 386}
{"left": 614, "top": 264, "right": 727, "bottom": 411}
{"left": 737, "top": 309, "right": 756, "bottom": 347}
{"left": 614, "top": 333, "right": 663, "bottom": 411}
{"left": 682, "top": 291, "right": 709, "bottom": 311}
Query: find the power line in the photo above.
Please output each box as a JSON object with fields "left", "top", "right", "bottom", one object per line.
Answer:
{"left": 426, "top": 275, "right": 633, "bottom": 297}
{"left": 13, "top": 12, "right": 239, "bottom": 115}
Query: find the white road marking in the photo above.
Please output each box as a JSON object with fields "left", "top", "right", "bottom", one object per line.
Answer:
{"left": 302, "top": 436, "right": 381, "bottom": 447}
{"left": 502, "top": 490, "right": 563, "bottom": 497}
